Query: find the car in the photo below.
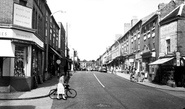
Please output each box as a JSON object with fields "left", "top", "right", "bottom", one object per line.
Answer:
{"left": 100, "top": 66, "right": 107, "bottom": 73}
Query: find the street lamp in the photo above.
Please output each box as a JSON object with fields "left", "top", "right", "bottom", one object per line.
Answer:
{"left": 45, "top": 10, "right": 66, "bottom": 75}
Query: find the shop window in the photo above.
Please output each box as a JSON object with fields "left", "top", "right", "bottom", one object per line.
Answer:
{"left": 0, "top": 57, "right": 3, "bottom": 77}
{"left": 14, "top": 45, "right": 27, "bottom": 77}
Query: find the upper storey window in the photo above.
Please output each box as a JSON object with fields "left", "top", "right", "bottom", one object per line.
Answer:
{"left": 19, "top": 0, "right": 27, "bottom": 6}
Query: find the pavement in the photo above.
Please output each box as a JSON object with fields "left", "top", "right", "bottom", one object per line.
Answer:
{"left": 115, "top": 72, "right": 185, "bottom": 92}
{"left": 0, "top": 76, "right": 58, "bottom": 100}
{"left": 0, "top": 71, "right": 185, "bottom": 100}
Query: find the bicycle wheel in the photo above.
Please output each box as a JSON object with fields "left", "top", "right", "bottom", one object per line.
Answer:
{"left": 66, "top": 89, "right": 77, "bottom": 98}
{"left": 49, "top": 89, "right": 57, "bottom": 99}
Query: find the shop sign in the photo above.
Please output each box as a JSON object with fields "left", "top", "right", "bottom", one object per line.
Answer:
{"left": 152, "top": 52, "right": 156, "bottom": 57}
{"left": 13, "top": 4, "right": 32, "bottom": 28}
{"left": 159, "top": 52, "right": 165, "bottom": 57}
{"left": 13, "top": 29, "right": 32, "bottom": 40}
{"left": 0, "top": 29, "right": 12, "bottom": 38}
{"left": 177, "top": 59, "right": 180, "bottom": 66}
{"left": 12, "top": 29, "right": 44, "bottom": 48}
{"left": 129, "top": 59, "right": 134, "bottom": 62}
{"left": 135, "top": 52, "right": 141, "bottom": 59}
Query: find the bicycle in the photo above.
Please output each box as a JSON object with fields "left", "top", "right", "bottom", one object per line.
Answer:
{"left": 49, "top": 84, "right": 77, "bottom": 99}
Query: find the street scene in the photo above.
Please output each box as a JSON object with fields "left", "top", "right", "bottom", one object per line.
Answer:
{"left": 1, "top": 0, "right": 185, "bottom": 109}
{"left": 0, "top": 71, "right": 185, "bottom": 109}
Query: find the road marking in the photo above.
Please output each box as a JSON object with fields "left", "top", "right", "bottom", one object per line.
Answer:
{"left": 93, "top": 73, "right": 105, "bottom": 88}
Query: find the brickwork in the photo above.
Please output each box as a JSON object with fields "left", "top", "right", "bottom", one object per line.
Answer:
{"left": 0, "top": 0, "right": 13, "bottom": 24}
{"left": 0, "top": 0, "right": 33, "bottom": 24}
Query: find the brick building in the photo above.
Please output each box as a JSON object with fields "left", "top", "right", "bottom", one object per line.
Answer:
{"left": 100, "top": 0, "right": 185, "bottom": 87}
{"left": 0, "top": 0, "right": 66, "bottom": 92}
{"left": 0, "top": 0, "right": 45, "bottom": 92}
{"left": 150, "top": 2, "right": 185, "bottom": 87}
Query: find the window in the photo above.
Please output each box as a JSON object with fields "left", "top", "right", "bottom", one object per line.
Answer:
{"left": 153, "top": 42, "right": 155, "bottom": 50}
{"left": 166, "top": 39, "right": 170, "bottom": 53}
{"left": 152, "top": 31, "right": 155, "bottom": 38}
{"left": 144, "top": 34, "right": 146, "bottom": 41}
{"left": 134, "top": 35, "right": 136, "bottom": 41}
{"left": 19, "top": 0, "right": 27, "bottom": 6}
{"left": 14, "top": 45, "right": 27, "bottom": 77}
{"left": 138, "top": 38, "right": 140, "bottom": 50}
{"left": 138, "top": 34, "right": 140, "bottom": 38}
{"left": 45, "top": 29, "right": 47, "bottom": 37}
{"left": 148, "top": 32, "right": 150, "bottom": 38}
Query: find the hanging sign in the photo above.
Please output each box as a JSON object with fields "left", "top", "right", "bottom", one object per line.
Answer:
{"left": 56, "top": 59, "right": 61, "bottom": 65}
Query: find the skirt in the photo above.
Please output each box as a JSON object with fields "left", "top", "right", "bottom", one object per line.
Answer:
{"left": 57, "top": 83, "right": 65, "bottom": 94}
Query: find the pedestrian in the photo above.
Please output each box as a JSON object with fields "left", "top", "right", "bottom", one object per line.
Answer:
{"left": 64, "top": 63, "right": 70, "bottom": 84}
{"left": 57, "top": 76, "right": 66, "bottom": 100}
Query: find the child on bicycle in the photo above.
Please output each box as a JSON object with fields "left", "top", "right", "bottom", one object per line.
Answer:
{"left": 57, "top": 76, "right": 66, "bottom": 100}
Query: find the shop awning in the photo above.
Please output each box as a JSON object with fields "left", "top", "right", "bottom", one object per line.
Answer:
{"left": 0, "top": 40, "right": 14, "bottom": 57}
{"left": 50, "top": 47, "right": 63, "bottom": 58}
{"left": 149, "top": 57, "right": 174, "bottom": 65}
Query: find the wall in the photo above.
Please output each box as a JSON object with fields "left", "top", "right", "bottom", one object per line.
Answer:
{"left": 0, "top": 0, "right": 13, "bottom": 24}
{"left": 160, "top": 21, "right": 177, "bottom": 54}
{"left": 177, "top": 20, "right": 185, "bottom": 56}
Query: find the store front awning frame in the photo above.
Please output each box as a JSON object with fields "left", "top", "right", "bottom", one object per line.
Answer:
{"left": 149, "top": 57, "right": 174, "bottom": 65}
{"left": 50, "top": 47, "right": 63, "bottom": 59}
{"left": 0, "top": 40, "right": 15, "bottom": 58}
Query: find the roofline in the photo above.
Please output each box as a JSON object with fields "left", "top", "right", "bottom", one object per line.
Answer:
{"left": 160, "top": 3, "right": 185, "bottom": 22}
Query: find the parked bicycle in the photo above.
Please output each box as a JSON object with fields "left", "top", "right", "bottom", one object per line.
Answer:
{"left": 49, "top": 84, "right": 77, "bottom": 99}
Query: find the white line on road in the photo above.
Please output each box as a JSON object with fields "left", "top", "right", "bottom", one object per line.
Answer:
{"left": 93, "top": 73, "right": 105, "bottom": 88}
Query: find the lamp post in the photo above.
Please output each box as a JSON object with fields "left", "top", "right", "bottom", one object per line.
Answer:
{"left": 72, "top": 48, "right": 76, "bottom": 71}
{"left": 45, "top": 10, "right": 66, "bottom": 76}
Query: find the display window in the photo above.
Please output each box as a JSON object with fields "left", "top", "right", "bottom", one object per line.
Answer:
{"left": 32, "top": 48, "right": 38, "bottom": 75}
{"left": 14, "top": 45, "right": 27, "bottom": 77}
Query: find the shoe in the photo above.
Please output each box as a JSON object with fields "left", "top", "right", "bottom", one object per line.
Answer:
{"left": 57, "top": 96, "right": 61, "bottom": 100}
{"left": 62, "top": 96, "right": 67, "bottom": 100}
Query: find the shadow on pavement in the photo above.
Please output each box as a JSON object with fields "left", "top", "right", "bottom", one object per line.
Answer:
{"left": 37, "top": 76, "right": 58, "bottom": 89}
{"left": 0, "top": 105, "right": 35, "bottom": 109}
{"left": 0, "top": 92, "right": 24, "bottom": 99}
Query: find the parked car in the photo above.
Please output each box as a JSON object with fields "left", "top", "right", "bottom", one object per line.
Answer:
{"left": 99, "top": 66, "right": 107, "bottom": 73}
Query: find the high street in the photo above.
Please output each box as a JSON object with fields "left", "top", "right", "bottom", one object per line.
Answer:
{"left": 1, "top": 71, "right": 185, "bottom": 109}
{"left": 51, "top": 71, "right": 185, "bottom": 109}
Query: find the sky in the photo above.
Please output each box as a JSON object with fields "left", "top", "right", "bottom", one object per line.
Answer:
{"left": 47, "top": 0, "right": 171, "bottom": 61}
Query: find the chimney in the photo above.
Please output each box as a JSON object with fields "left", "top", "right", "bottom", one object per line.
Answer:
{"left": 175, "top": 0, "right": 185, "bottom": 5}
{"left": 131, "top": 16, "right": 138, "bottom": 27}
{"left": 158, "top": 3, "right": 166, "bottom": 10}
{"left": 115, "top": 34, "right": 122, "bottom": 41}
{"left": 124, "top": 23, "right": 131, "bottom": 34}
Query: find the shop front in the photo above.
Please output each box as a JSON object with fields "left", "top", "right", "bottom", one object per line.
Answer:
{"left": 0, "top": 28, "right": 44, "bottom": 92}
{"left": 135, "top": 52, "right": 142, "bottom": 74}
{"left": 141, "top": 51, "right": 152, "bottom": 81}
{"left": 149, "top": 56, "right": 185, "bottom": 87}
